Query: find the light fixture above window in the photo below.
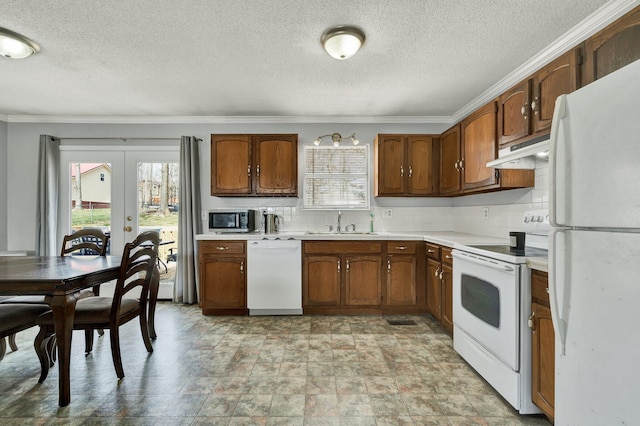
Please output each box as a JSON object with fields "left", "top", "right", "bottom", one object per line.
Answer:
{"left": 314, "top": 133, "right": 360, "bottom": 147}
{"left": 321, "top": 25, "right": 365, "bottom": 60}
{"left": 0, "top": 27, "right": 40, "bottom": 59}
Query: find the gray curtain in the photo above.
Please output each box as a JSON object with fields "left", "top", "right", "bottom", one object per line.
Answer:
{"left": 35, "top": 135, "right": 60, "bottom": 256}
{"left": 174, "top": 136, "right": 202, "bottom": 303}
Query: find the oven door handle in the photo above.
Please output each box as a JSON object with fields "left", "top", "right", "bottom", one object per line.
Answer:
{"left": 452, "top": 251, "right": 515, "bottom": 272}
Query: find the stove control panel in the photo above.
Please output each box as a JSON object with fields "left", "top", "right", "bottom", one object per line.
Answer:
{"left": 522, "top": 210, "right": 550, "bottom": 235}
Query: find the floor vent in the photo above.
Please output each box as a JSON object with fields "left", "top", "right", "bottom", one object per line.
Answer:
{"left": 387, "top": 319, "right": 417, "bottom": 326}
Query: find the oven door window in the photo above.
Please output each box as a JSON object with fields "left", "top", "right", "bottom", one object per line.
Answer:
{"left": 461, "top": 275, "right": 500, "bottom": 328}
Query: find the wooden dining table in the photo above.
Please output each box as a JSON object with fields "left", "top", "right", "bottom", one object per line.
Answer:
{"left": 0, "top": 255, "right": 121, "bottom": 406}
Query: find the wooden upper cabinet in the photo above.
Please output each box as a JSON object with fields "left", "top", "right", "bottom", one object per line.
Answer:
{"left": 211, "top": 135, "right": 252, "bottom": 195}
{"left": 254, "top": 135, "right": 297, "bottom": 195}
{"left": 531, "top": 49, "right": 581, "bottom": 134}
{"left": 375, "top": 134, "right": 437, "bottom": 196}
{"left": 461, "top": 102, "right": 499, "bottom": 191}
{"left": 498, "top": 80, "right": 532, "bottom": 147}
{"left": 439, "top": 124, "right": 462, "bottom": 195}
{"left": 584, "top": 6, "right": 640, "bottom": 85}
{"left": 211, "top": 134, "right": 298, "bottom": 197}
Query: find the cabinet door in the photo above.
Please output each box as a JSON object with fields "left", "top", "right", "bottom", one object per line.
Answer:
{"left": 254, "top": 135, "right": 297, "bottom": 195}
{"left": 407, "top": 135, "right": 436, "bottom": 195}
{"left": 532, "top": 302, "right": 555, "bottom": 420}
{"left": 345, "top": 255, "right": 382, "bottom": 306}
{"left": 532, "top": 49, "right": 580, "bottom": 134}
{"left": 426, "top": 258, "right": 442, "bottom": 320}
{"left": 385, "top": 255, "right": 417, "bottom": 306}
{"left": 439, "top": 125, "right": 462, "bottom": 195}
{"left": 461, "top": 102, "right": 498, "bottom": 191}
{"left": 201, "top": 256, "right": 246, "bottom": 309}
{"left": 303, "top": 255, "right": 341, "bottom": 306}
{"left": 211, "top": 135, "right": 252, "bottom": 195}
{"left": 441, "top": 263, "right": 453, "bottom": 334}
{"left": 584, "top": 7, "right": 640, "bottom": 85}
{"left": 376, "top": 135, "right": 406, "bottom": 195}
{"left": 498, "top": 80, "right": 532, "bottom": 147}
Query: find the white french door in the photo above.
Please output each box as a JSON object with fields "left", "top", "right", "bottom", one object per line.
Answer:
{"left": 59, "top": 147, "right": 179, "bottom": 255}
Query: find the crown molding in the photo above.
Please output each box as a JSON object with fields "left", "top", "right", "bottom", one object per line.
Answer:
{"left": 4, "top": 114, "right": 453, "bottom": 125}
{"left": 452, "top": 0, "right": 640, "bottom": 122}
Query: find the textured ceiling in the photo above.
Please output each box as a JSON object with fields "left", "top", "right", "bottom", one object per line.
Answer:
{"left": 0, "top": 0, "right": 612, "bottom": 118}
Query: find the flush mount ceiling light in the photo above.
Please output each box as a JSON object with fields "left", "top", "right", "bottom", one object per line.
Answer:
{"left": 0, "top": 27, "right": 40, "bottom": 59}
{"left": 314, "top": 133, "right": 360, "bottom": 147}
{"left": 321, "top": 25, "right": 365, "bottom": 60}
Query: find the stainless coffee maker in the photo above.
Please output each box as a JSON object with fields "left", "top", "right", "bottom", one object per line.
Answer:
{"left": 263, "top": 213, "right": 280, "bottom": 234}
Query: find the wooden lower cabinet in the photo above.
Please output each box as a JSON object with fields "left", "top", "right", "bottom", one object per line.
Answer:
{"left": 425, "top": 242, "right": 453, "bottom": 334}
{"left": 303, "top": 240, "right": 424, "bottom": 314}
{"left": 530, "top": 269, "right": 555, "bottom": 421}
{"left": 199, "top": 241, "right": 247, "bottom": 315}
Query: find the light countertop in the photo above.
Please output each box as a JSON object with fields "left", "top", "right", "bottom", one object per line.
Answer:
{"left": 195, "top": 231, "right": 509, "bottom": 248}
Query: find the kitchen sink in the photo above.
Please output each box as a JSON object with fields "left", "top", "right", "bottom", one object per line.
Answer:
{"left": 305, "top": 231, "right": 377, "bottom": 235}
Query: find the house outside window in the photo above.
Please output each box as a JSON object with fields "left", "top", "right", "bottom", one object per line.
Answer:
{"left": 303, "top": 146, "right": 369, "bottom": 210}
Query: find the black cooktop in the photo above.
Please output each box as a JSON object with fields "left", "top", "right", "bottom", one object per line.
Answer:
{"left": 467, "top": 244, "right": 549, "bottom": 258}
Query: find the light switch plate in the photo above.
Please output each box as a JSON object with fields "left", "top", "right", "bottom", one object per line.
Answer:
{"left": 483, "top": 207, "right": 489, "bottom": 219}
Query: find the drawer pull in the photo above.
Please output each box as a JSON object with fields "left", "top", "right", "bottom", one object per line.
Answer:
{"left": 427, "top": 249, "right": 435, "bottom": 253}
{"left": 216, "top": 246, "right": 229, "bottom": 251}
{"left": 445, "top": 254, "right": 453, "bottom": 259}
{"left": 395, "top": 246, "right": 407, "bottom": 250}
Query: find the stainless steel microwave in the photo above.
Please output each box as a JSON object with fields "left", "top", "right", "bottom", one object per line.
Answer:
{"left": 208, "top": 209, "right": 257, "bottom": 233}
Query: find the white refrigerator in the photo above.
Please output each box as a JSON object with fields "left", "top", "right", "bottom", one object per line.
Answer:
{"left": 549, "top": 58, "right": 640, "bottom": 425}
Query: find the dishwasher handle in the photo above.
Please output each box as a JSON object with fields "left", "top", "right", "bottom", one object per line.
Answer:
{"left": 452, "top": 250, "right": 515, "bottom": 273}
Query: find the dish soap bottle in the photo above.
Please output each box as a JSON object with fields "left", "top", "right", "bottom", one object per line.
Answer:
{"left": 370, "top": 213, "right": 374, "bottom": 233}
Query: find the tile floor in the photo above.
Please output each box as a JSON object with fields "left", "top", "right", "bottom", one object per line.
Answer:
{"left": 0, "top": 304, "right": 551, "bottom": 425}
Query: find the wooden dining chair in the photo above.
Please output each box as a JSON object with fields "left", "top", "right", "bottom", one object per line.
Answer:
{"left": 35, "top": 231, "right": 159, "bottom": 382}
{"left": 0, "top": 304, "right": 52, "bottom": 362}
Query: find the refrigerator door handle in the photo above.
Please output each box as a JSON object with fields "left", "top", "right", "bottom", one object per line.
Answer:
{"left": 549, "top": 228, "right": 567, "bottom": 355}
{"left": 549, "top": 94, "right": 566, "bottom": 228}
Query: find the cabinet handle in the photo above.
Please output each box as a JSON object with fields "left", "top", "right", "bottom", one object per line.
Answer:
{"left": 247, "top": 165, "right": 251, "bottom": 176}
{"left": 427, "top": 249, "right": 435, "bottom": 253}
{"left": 346, "top": 260, "right": 350, "bottom": 271}
{"left": 459, "top": 158, "right": 464, "bottom": 170}
{"left": 408, "top": 166, "right": 412, "bottom": 177}
{"left": 445, "top": 254, "right": 453, "bottom": 259}
{"left": 216, "top": 246, "right": 229, "bottom": 251}
{"left": 521, "top": 103, "right": 528, "bottom": 119}
{"left": 240, "top": 261, "right": 244, "bottom": 274}
{"left": 439, "top": 270, "right": 444, "bottom": 280}
{"left": 400, "top": 166, "right": 404, "bottom": 177}
{"left": 531, "top": 98, "right": 538, "bottom": 115}
{"left": 395, "top": 246, "right": 407, "bottom": 250}
{"left": 256, "top": 164, "right": 260, "bottom": 177}
{"left": 387, "top": 259, "right": 391, "bottom": 271}
{"left": 528, "top": 312, "right": 535, "bottom": 331}
{"left": 434, "top": 267, "right": 440, "bottom": 278}
{"left": 337, "top": 260, "right": 340, "bottom": 272}
{"left": 454, "top": 161, "right": 460, "bottom": 171}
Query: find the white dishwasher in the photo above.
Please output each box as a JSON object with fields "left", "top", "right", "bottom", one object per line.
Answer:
{"left": 247, "top": 238, "right": 302, "bottom": 315}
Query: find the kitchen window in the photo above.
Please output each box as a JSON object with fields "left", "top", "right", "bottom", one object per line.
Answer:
{"left": 303, "top": 146, "right": 369, "bottom": 209}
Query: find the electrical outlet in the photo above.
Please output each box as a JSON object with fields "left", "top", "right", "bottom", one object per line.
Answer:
{"left": 201, "top": 210, "right": 207, "bottom": 221}
{"left": 483, "top": 207, "right": 489, "bottom": 219}
{"left": 383, "top": 209, "right": 393, "bottom": 219}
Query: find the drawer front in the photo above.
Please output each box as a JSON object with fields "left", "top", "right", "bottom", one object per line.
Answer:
{"left": 441, "top": 247, "right": 454, "bottom": 265}
{"left": 304, "top": 241, "right": 382, "bottom": 254}
{"left": 531, "top": 270, "right": 550, "bottom": 305}
{"left": 386, "top": 241, "right": 417, "bottom": 254}
{"left": 200, "top": 240, "right": 246, "bottom": 255}
{"left": 425, "top": 242, "right": 441, "bottom": 260}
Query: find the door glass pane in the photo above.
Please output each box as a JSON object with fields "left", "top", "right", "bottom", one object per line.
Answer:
{"left": 461, "top": 274, "right": 500, "bottom": 328}
{"left": 70, "top": 163, "right": 112, "bottom": 252}
{"left": 137, "top": 162, "right": 179, "bottom": 283}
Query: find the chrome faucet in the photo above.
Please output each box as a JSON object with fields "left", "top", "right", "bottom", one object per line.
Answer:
{"left": 337, "top": 210, "right": 342, "bottom": 233}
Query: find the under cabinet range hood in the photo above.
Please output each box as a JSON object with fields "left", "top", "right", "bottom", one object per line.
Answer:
{"left": 487, "top": 135, "right": 550, "bottom": 169}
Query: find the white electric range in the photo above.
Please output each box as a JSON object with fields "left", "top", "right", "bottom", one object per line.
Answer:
{"left": 451, "top": 210, "right": 549, "bottom": 414}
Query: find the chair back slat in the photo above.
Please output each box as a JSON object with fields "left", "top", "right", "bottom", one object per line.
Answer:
{"left": 60, "top": 229, "right": 110, "bottom": 257}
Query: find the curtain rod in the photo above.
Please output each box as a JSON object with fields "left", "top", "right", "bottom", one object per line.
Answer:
{"left": 56, "top": 137, "right": 182, "bottom": 141}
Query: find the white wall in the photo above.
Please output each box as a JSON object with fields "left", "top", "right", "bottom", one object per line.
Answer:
{"left": 5, "top": 120, "right": 548, "bottom": 249}
{"left": 0, "top": 119, "right": 7, "bottom": 251}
